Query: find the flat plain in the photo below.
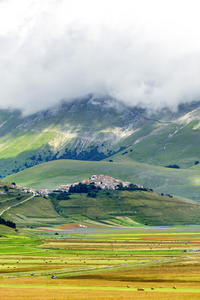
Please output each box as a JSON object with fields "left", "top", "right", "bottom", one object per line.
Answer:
{"left": 0, "top": 225, "right": 200, "bottom": 299}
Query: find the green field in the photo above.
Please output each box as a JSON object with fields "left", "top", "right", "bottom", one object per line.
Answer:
{"left": 4, "top": 159, "right": 200, "bottom": 201}
{"left": 0, "top": 226, "right": 200, "bottom": 299}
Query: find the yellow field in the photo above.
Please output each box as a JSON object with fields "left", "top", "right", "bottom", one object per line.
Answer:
{"left": 0, "top": 275, "right": 200, "bottom": 300}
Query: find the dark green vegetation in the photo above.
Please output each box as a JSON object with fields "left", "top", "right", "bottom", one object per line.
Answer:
{"left": 0, "top": 227, "right": 200, "bottom": 299}
{"left": 0, "top": 217, "right": 16, "bottom": 229}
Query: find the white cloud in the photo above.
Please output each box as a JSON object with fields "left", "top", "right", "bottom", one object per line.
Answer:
{"left": 0, "top": 0, "right": 200, "bottom": 113}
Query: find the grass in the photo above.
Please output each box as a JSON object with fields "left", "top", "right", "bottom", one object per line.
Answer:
{"left": 0, "top": 226, "right": 200, "bottom": 299}
{"left": 0, "top": 224, "right": 17, "bottom": 235}
{"left": 111, "top": 117, "right": 200, "bottom": 169}
{"left": 0, "top": 131, "right": 56, "bottom": 159}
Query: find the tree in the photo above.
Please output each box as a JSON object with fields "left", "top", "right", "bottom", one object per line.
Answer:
{"left": 4, "top": 186, "right": 9, "bottom": 192}
{"left": 117, "top": 183, "right": 123, "bottom": 190}
{"left": 0, "top": 217, "right": 16, "bottom": 229}
{"left": 87, "top": 190, "right": 97, "bottom": 197}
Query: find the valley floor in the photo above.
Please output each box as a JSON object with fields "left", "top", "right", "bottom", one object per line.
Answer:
{"left": 0, "top": 226, "right": 200, "bottom": 299}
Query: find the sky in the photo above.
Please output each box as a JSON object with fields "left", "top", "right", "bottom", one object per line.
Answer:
{"left": 0, "top": 0, "right": 200, "bottom": 114}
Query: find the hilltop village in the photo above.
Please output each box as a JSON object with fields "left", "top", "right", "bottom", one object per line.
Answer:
{"left": 10, "top": 174, "right": 144, "bottom": 196}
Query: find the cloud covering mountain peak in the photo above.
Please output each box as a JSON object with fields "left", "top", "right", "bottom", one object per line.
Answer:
{"left": 0, "top": 0, "right": 200, "bottom": 114}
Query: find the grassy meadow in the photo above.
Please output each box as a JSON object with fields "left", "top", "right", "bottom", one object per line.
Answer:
{"left": 0, "top": 225, "right": 200, "bottom": 299}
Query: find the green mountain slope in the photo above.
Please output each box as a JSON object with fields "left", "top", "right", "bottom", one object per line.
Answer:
{"left": 0, "top": 96, "right": 148, "bottom": 177}
{"left": 4, "top": 159, "right": 200, "bottom": 201}
{"left": 111, "top": 110, "right": 200, "bottom": 169}
{"left": 0, "top": 96, "right": 200, "bottom": 178}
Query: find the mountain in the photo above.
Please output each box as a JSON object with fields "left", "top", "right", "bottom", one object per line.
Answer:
{"left": 2, "top": 96, "right": 200, "bottom": 225}
{"left": 112, "top": 105, "right": 200, "bottom": 169}
{"left": 0, "top": 94, "right": 200, "bottom": 179}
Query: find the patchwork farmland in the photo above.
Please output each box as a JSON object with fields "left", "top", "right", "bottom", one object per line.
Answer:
{"left": 0, "top": 225, "right": 200, "bottom": 299}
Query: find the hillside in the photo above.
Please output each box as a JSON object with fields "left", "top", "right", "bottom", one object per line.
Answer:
{"left": 0, "top": 224, "right": 18, "bottom": 235}
{"left": 0, "top": 95, "right": 146, "bottom": 177}
{"left": 2, "top": 173, "right": 200, "bottom": 227}
{"left": 111, "top": 108, "right": 200, "bottom": 169}
{"left": 0, "top": 96, "right": 200, "bottom": 178}
{"left": 0, "top": 182, "right": 32, "bottom": 214}
{"left": 0, "top": 183, "right": 66, "bottom": 227}
{"left": 2, "top": 185, "right": 200, "bottom": 227}
{"left": 4, "top": 159, "right": 200, "bottom": 201}
{"left": 2, "top": 195, "right": 66, "bottom": 228}
{"left": 53, "top": 189, "right": 200, "bottom": 226}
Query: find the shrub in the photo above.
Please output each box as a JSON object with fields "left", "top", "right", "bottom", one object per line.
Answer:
{"left": 0, "top": 217, "right": 16, "bottom": 229}
{"left": 165, "top": 164, "right": 180, "bottom": 169}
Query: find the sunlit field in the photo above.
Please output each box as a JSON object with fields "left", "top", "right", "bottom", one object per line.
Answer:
{"left": 0, "top": 225, "right": 200, "bottom": 299}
